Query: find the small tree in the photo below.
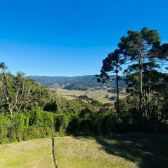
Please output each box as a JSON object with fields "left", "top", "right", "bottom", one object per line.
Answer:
{"left": 96, "top": 49, "right": 123, "bottom": 114}
{"left": 53, "top": 83, "right": 59, "bottom": 95}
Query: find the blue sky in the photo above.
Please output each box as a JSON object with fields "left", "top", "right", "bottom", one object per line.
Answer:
{"left": 0, "top": 0, "right": 168, "bottom": 76}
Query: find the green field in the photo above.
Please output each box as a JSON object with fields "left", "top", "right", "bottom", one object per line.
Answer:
{"left": 57, "top": 89, "right": 85, "bottom": 96}
{"left": 57, "top": 89, "right": 126, "bottom": 103}
{"left": 1, "top": 133, "right": 168, "bottom": 168}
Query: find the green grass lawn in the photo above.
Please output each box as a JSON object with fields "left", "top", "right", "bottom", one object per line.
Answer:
{"left": 1, "top": 133, "right": 168, "bottom": 168}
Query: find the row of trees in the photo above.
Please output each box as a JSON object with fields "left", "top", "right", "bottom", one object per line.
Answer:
{"left": 96, "top": 27, "right": 168, "bottom": 124}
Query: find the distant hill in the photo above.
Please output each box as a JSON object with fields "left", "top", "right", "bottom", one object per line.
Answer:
{"left": 27, "top": 76, "right": 71, "bottom": 86}
{"left": 27, "top": 75, "right": 126, "bottom": 91}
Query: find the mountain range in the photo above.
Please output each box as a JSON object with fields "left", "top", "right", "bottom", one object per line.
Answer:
{"left": 27, "top": 75, "right": 126, "bottom": 91}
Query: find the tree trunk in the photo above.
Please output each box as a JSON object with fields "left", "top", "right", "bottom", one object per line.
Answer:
{"left": 148, "top": 82, "right": 150, "bottom": 118}
{"left": 9, "top": 109, "right": 12, "bottom": 117}
{"left": 116, "top": 66, "right": 119, "bottom": 114}
{"left": 139, "top": 46, "right": 142, "bottom": 117}
{"left": 3, "top": 71, "right": 12, "bottom": 116}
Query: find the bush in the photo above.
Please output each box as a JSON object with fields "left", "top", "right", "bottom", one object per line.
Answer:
{"left": 103, "top": 103, "right": 112, "bottom": 107}
{"left": 91, "top": 100, "right": 102, "bottom": 107}
{"left": 115, "top": 99, "right": 128, "bottom": 113}
{"left": 105, "top": 94, "right": 109, "bottom": 98}
{"left": 109, "top": 96, "right": 116, "bottom": 101}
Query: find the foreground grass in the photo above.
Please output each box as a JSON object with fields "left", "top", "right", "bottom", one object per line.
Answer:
{"left": 0, "top": 133, "right": 168, "bottom": 168}
{"left": 54, "top": 136, "right": 137, "bottom": 168}
{"left": 0, "top": 138, "right": 53, "bottom": 168}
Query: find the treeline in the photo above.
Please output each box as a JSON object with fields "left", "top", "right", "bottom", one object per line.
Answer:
{"left": 1, "top": 96, "right": 168, "bottom": 144}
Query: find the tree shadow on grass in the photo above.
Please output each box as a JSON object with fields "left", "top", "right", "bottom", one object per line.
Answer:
{"left": 92, "top": 133, "right": 168, "bottom": 168}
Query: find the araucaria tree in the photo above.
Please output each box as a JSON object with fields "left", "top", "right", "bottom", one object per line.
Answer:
{"left": 118, "top": 27, "right": 161, "bottom": 116}
{"left": 96, "top": 49, "right": 123, "bottom": 114}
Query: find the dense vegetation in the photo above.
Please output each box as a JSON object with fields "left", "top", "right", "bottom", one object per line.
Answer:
{"left": 0, "top": 27, "right": 168, "bottom": 144}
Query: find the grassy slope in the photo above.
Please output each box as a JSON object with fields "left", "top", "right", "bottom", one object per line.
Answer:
{"left": 0, "top": 133, "right": 168, "bottom": 168}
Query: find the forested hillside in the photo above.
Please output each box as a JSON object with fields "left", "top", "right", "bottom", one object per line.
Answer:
{"left": 26, "top": 76, "right": 70, "bottom": 86}
{"left": 27, "top": 75, "right": 127, "bottom": 91}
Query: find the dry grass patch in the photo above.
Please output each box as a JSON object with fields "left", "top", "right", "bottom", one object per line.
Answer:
{"left": 0, "top": 138, "right": 53, "bottom": 168}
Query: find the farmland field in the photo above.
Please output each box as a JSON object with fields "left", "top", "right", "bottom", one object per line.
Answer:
{"left": 57, "top": 89, "right": 126, "bottom": 104}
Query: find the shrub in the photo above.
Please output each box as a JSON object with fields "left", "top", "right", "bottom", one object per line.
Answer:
{"left": 105, "top": 94, "right": 109, "bottom": 98}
